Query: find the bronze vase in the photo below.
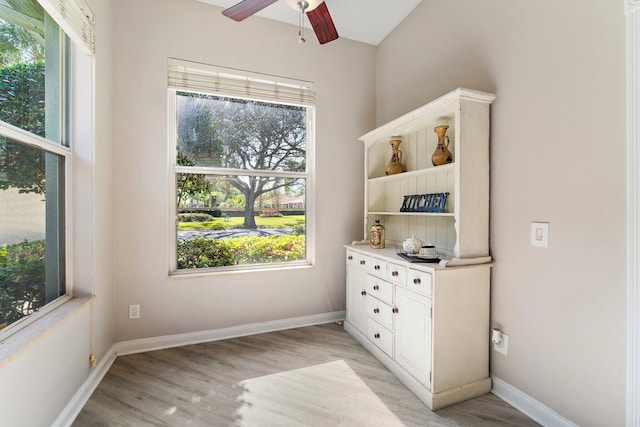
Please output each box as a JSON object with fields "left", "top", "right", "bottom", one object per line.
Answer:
{"left": 369, "top": 220, "right": 385, "bottom": 249}
{"left": 431, "top": 125, "right": 453, "bottom": 166}
{"left": 385, "top": 139, "right": 407, "bottom": 175}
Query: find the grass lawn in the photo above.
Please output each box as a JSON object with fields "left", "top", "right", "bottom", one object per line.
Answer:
{"left": 178, "top": 215, "right": 305, "bottom": 231}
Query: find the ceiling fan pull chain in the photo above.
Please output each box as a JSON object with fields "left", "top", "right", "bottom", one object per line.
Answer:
{"left": 297, "top": 1, "right": 308, "bottom": 43}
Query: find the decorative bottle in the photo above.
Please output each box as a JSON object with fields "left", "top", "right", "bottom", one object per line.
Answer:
{"left": 370, "top": 220, "right": 385, "bottom": 249}
{"left": 431, "top": 125, "right": 453, "bottom": 166}
{"left": 385, "top": 139, "right": 407, "bottom": 175}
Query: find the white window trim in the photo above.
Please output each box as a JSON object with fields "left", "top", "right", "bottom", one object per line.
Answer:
{"left": 0, "top": 17, "right": 74, "bottom": 338}
{"left": 627, "top": 1, "right": 640, "bottom": 425}
{"left": 167, "top": 62, "right": 316, "bottom": 276}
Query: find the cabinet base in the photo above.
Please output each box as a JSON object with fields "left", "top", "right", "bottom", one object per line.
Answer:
{"left": 344, "top": 321, "right": 491, "bottom": 411}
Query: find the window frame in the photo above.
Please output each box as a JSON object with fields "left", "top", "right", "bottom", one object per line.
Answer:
{"left": 0, "top": 9, "right": 76, "bottom": 339}
{"left": 0, "top": 123, "right": 73, "bottom": 339}
{"left": 167, "top": 68, "right": 316, "bottom": 276}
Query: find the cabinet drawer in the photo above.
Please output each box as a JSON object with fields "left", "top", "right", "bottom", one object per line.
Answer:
{"left": 387, "top": 262, "right": 407, "bottom": 285}
{"left": 407, "top": 269, "right": 433, "bottom": 296}
{"left": 356, "top": 253, "right": 371, "bottom": 269}
{"left": 368, "top": 257, "right": 387, "bottom": 277}
{"left": 366, "top": 295, "right": 393, "bottom": 330}
{"left": 367, "top": 317, "right": 393, "bottom": 357}
{"left": 365, "top": 274, "right": 393, "bottom": 305}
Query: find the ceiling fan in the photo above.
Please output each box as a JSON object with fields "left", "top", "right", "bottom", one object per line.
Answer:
{"left": 222, "top": 0, "right": 339, "bottom": 45}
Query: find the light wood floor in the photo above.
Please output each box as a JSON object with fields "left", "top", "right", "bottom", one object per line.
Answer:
{"left": 74, "top": 323, "right": 539, "bottom": 426}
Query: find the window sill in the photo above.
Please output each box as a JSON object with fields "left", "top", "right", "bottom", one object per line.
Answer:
{"left": 0, "top": 296, "right": 92, "bottom": 368}
{"left": 168, "top": 261, "right": 314, "bottom": 279}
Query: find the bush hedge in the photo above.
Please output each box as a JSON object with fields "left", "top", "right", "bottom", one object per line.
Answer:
{"left": 180, "top": 209, "right": 223, "bottom": 217}
{"left": 177, "top": 237, "right": 235, "bottom": 269}
{"left": 177, "top": 212, "right": 214, "bottom": 222}
{"left": 0, "top": 240, "right": 46, "bottom": 329}
{"left": 177, "top": 235, "right": 305, "bottom": 269}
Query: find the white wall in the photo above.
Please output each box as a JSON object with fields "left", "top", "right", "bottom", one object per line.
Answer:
{"left": 376, "top": 1, "right": 626, "bottom": 426}
{"left": 110, "top": 0, "right": 376, "bottom": 341}
{"left": 0, "top": 305, "right": 91, "bottom": 426}
{"left": 87, "top": 0, "right": 116, "bottom": 365}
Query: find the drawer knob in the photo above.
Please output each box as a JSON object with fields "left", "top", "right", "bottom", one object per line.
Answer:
{"left": 392, "top": 308, "right": 399, "bottom": 314}
{"left": 374, "top": 265, "right": 380, "bottom": 270}
{"left": 374, "top": 333, "right": 380, "bottom": 339}
{"left": 392, "top": 271, "right": 399, "bottom": 277}
{"left": 348, "top": 255, "right": 353, "bottom": 260}
{"left": 373, "top": 308, "right": 380, "bottom": 314}
{"left": 361, "top": 291, "right": 367, "bottom": 296}
{"left": 413, "top": 278, "right": 421, "bottom": 285}
{"left": 360, "top": 260, "right": 366, "bottom": 265}
{"left": 373, "top": 285, "right": 379, "bottom": 291}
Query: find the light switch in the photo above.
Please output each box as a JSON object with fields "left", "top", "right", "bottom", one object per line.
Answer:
{"left": 535, "top": 228, "right": 543, "bottom": 241}
{"left": 531, "top": 222, "right": 549, "bottom": 247}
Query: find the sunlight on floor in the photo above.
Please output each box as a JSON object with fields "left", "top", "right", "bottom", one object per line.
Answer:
{"left": 234, "top": 359, "right": 404, "bottom": 426}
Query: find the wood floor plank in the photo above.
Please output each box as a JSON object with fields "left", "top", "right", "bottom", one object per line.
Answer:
{"left": 73, "top": 323, "right": 540, "bottom": 426}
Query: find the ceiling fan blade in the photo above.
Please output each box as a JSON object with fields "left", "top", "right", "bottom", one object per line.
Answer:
{"left": 306, "top": 2, "right": 339, "bottom": 44}
{"left": 222, "top": 0, "right": 278, "bottom": 22}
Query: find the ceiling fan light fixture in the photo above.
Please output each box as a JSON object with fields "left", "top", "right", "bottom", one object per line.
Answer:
{"left": 283, "top": 0, "right": 320, "bottom": 12}
{"left": 223, "top": 0, "right": 338, "bottom": 44}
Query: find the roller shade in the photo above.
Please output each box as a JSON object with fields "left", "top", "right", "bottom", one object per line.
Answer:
{"left": 37, "top": 0, "right": 95, "bottom": 54}
{"left": 168, "top": 58, "right": 315, "bottom": 106}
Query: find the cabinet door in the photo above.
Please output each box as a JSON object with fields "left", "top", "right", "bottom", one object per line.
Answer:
{"left": 346, "top": 266, "right": 367, "bottom": 333}
{"left": 394, "top": 286, "right": 432, "bottom": 388}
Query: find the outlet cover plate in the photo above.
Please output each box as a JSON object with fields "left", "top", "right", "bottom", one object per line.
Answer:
{"left": 129, "top": 304, "right": 140, "bottom": 319}
{"left": 494, "top": 333, "right": 509, "bottom": 356}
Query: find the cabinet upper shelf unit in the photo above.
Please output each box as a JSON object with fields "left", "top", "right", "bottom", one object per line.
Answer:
{"left": 360, "top": 88, "right": 496, "bottom": 148}
{"left": 359, "top": 88, "right": 495, "bottom": 259}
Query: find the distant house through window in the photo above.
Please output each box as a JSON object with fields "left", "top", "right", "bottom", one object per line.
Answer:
{"left": 168, "top": 59, "right": 315, "bottom": 273}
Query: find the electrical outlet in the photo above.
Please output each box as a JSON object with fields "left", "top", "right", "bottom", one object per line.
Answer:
{"left": 493, "top": 332, "right": 509, "bottom": 356}
{"left": 129, "top": 304, "right": 140, "bottom": 319}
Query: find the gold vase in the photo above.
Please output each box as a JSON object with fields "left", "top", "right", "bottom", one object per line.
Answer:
{"left": 385, "top": 139, "right": 407, "bottom": 175}
{"left": 431, "top": 125, "right": 453, "bottom": 166}
{"left": 370, "top": 220, "right": 385, "bottom": 249}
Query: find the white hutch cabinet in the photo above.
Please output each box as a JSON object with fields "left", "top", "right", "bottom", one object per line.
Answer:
{"left": 344, "top": 88, "right": 495, "bottom": 410}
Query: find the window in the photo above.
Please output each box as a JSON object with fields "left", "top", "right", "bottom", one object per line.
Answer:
{"left": 168, "top": 59, "right": 314, "bottom": 273}
{"left": 0, "top": 0, "right": 94, "bottom": 334}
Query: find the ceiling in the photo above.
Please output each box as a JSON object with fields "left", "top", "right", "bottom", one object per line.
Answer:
{"left": 195, "top": 0, "right": 423, "bottom": 46}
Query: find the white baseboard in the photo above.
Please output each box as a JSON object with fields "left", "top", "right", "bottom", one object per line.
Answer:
{"left": 491, "top": 375, "right": 577, "bottom": 427}
{"left": 53, "top": 346, "right": 117, "bottom": 427}
{"left": 114, "top": 310, "right": 346, "bottom": 356}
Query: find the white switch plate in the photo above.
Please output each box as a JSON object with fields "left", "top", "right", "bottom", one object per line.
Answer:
{"left": 129, "top": 304, "right": 140, "bottom": 319}
{"left": 531, "top": 222, "right": 549, "bottom": 248}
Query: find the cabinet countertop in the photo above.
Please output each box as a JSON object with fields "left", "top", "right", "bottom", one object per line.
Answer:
{"left": 344, "top": 245, "right": 492, "bottom": 272}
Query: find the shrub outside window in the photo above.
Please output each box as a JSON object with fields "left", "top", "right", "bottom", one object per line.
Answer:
{"left": 169, "top": 61, "right": 314, "bottom": 273}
